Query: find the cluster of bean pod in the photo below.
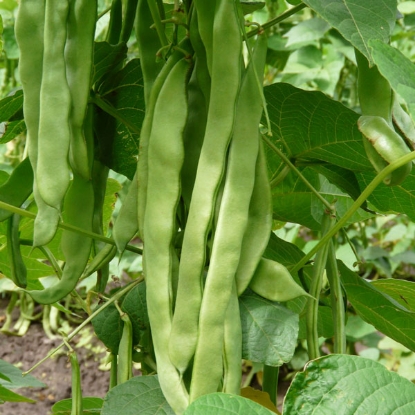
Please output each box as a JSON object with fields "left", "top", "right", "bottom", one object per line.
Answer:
{"left": 116, "top": 1, "right": 273, "bottom": 413}
{"left": 355, "top": 49, "right": 413, "bottom": 185}
{"left": 15, "top": 0, "right": 99, "bottom": 301}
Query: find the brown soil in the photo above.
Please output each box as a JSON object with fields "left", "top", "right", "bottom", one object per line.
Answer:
{"left": 0, "top": 314, "right": 110, "bottom": 415}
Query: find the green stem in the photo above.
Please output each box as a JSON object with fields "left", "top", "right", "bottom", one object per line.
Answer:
{"left": 262, "top": 365, "right": 279, "bottom": 407}
{"left": 0, "top": 200, "right": 142, "bottom": 255}
{"left": 306, "top": 208, "right": 335, "bottom": 360}
{"left": 248, "top": 3, "right": 307, "bottom": 38}
{"left": 22, "top": 277, "right": 143, "bottom": 376}
{"left": 326, "top": 239, "right": 346, "bottom": 354}
{"left": 147, "top": 0, "right": 169, "bottom": 47}
{"left": 291, "top": 151, "right": 415, "bottom": 274}
{"left": 90, "top": 93, "right": 142, "bottom": 135}
{"left": 262, "top": 134, "right": 332, "bottom": 211}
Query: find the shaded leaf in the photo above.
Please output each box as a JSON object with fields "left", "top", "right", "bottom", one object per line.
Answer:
{"left": 91, "top": 303, "right": 122, "bottom": 354}
{"left": 0, "top": 90, "right": 23, "bottom": 121}
{"left": 239, "top": 290, "right": 299, "bottom": 366}
{"left": 0, "top": 359, "right": 45, "bottom": 389}
{"left": 0, "top": 384, "right": 35, "bottom": 403}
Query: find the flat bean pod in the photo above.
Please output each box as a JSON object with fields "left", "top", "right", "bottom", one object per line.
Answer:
{"left": 143, "top": 58, "right": 191, "bottom": 414}
{"left": 189, "top": 30, "right": 267, "bottom": 400}
{"left": 65, "top": 0, "right": 97, "bottom": 180}
{"left": 117, "top": 312, "right": 133, "bottom": 385}
{"left": 69, "top": 350, "right": 83, "bottom": 415}
{"left": 37, "top": 0, "right": 72, "bottom": 209}
{"left": 170, "top": 0, "right": 243, "bottom": 379}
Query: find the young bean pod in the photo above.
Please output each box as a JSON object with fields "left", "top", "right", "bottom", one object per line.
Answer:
{"left": 69, "top": 350, "right": 83, "bottom": 415}
{"left": 143, "top": 57, "right": 191, "bottom": 414}
{"left": 6, "top": 214, "right": 27, "bottom": 288}
{"left": 37, "top": 0, "right": 72, "bottom": 209}
{"left": 189, "top": 30, "right": 267, "bottom": 400}
{"left": 170, "top": 0, "right": 243, "bottom": 380}
{"left": 65, "top": 0, "right": 97, "bottom": 180}
{"left": 117, "top": 311, "right": 133, "bottom": 385}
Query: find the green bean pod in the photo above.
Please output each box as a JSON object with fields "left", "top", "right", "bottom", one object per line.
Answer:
{"left": 15, "top": 0, "right": 60, "bottom": 246}
{"left": 392, "top": 96, "right": 415, "bottom": 148}
{"left": 170, "top": 0, "right": 243, "bottom": 380}
{"left": 120, "top": 0, "right": 139, "bottom": 43}
{"left": 137, "top": 38, "right": 192, "bottom": 240}
{"left": 83, "top": 243, "right": 117, "bottom": 281}
{"left": 249, "top": 258, "right": 309, "bottom": 302}
{"left": 135, "top": 0, "right": 164, "bottom": 106}
{"left": 106, "top": 0, "right": 123, "bottom": 45}
{"left": 143, "top": 58, "right": 191, "bottom": 414}
{"left": 222, "top": 282, "right": 242, "bottom": 395}
{"left": 188, "top": 30, "right": 267, "bottom": 400}
{"left": 69, "top": 350, "right": 83, "bottom": 415}
{"left": 235, "top": 138, "right": 272, "bottom": 295}
{"left": 37, "top": 0, "right": 72, "bottom": 209}
{"left": 358, "top": 115, "right": 412, "bottom": 185}
{"left": 27, "top": 176, "right": 94, "bottom": 304}
{"left": 0, "top": 158, "right": 33, "bottom": 222}
{"left": 6, "top": 214, "right": 27, "bottom": 288}
{"left": 113, "top": 172, "right": 138, "bottom": 254}
{"left": 65, "top": 0, "right": 97, "bottom": 180}
{"left": 355, "top": 49, "right": 392, "bottom": 122}
{"left": 117, "top": 312, "right": 133, "bottom": 385}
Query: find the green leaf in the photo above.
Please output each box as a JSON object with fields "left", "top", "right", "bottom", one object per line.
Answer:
{"left": 241, "top": 1, "right": 265, "bottom": 15}
{"left": 263, "top": 83, "right": 368, "bottom": 171}
{"left": 95, "top": 59, "right": 145, "bottom": 180}
{"left": 184, "top": 392, "right": 276, "bottom": 415}
{"left": 101, "top": 375, "right": 174, "bottom": 415}
{"left": 91, "top": 303, "right": 122, "bottom": 354}
{"left": 51, "top": 397, "right": 103, "bottom": 414}
{"left": 372, "top": 279, "right": 415, "bottom": 312}
{"left": 369, "top": 39, "right": 415, "bottom": 124}
{"left": 357, "top": 171, "right": 415, "bottom": 222}
{"left": 283, "top": 354, "right": 415, "bottom": 415}
{"left": 122, "top": 281, "right": 149, "bottom": 348}
{"left": 0, "top": 90, "right": 23, "bottom": 122}
{"left": 302, "top": 0, "right": 397, "bottom": 63}
{"left": 0, "top": 359, "right": 45, "bottom": 389}
{"left": 339, "top": 261, "right": 415, "bottom": 351}
{"left": 0, "top": 384, "right": 35, "bottom": 403}
{"left": 239, "top": 290, "right": 299, "bottom": 366}
{"left": 92, "top": 41, "right": 128, "bottom": 88}
{"left": 0, "top": 120, "right": 26, "bottom": 144}
{"left": 284, "top": 17, "right": 330, "bottom": 48}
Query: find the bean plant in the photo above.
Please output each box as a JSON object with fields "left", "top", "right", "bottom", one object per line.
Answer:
{"left": 1, "top": 0, "right": 415, "bottom": 414}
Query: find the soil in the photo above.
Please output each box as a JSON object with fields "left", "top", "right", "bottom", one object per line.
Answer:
{"left": 0, "top": 306, "right": 110, "bottom": 415}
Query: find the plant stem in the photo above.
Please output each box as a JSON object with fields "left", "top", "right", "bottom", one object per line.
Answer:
{"left": 262, "top": 134, "right": 333, "bottom": 211}
{"left": 306, "top": 209, "right": 334, "bottom": 360}
{"left": 147, "top": 0, "right": 169, "bottom": 47}
{"left": 248, "top": 3, "right": 307, "bottom": 38}
{"left": 326, "top": 239, "right": 346, "bottom": 354}
{"left": 90, "top": 92, "right": 142, "bottom": 135}
{"left": 22, "top": 277, "right": 142, "bottom": 376}
{"left": 262, "top": 365, "right": 279, "bottom": 407}
{"left": 291, "top": 151, "right": 415, "bottom": 274}
{"left": 0, "top": 200, "right": 142, "bottom": 255}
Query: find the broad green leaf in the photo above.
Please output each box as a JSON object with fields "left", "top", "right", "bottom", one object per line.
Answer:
{"left": 101, "top": 375, "right": 174, "bottom": 415}
{"left": 51, "top": 397, "right": 103, "bottom": 414}
{"left": 271, "top": 168, "right": 373, "bottom": 229}
{"left": 239, "top": 290, "right": 299, "bottom": 366}
{"left": 91, "top": 303, "right": 122, "bottom": 354}
{"left": 357, "top": 171, "right": 415, "bottom": 222}
{"left": 0, "top": 359, "right": 45, "bottom": 389}
{"left": 302, "top": 0, "right": 397, "bottom": 63}
{"left": 263, "top": 232, "right": 304, "bottom": 268}
{"left": 372, "top": 279, "right": 415, "bottom": 312}
{"left": 184, "top": 393, "right": 275, "bottom": 415}
{"left": 122, "top": 281, "right": 149, "bottom": 347}
{"left": 0, "top": 89, "right": 23, "bottom": 122}
{"left": 339, "top": 261, "right": 415, "bottom": 351}
{"left": 95, "top": 59, "right": 144, "bottom": 180}
{"left": 283, "top": 354, "right": 415, "bottom": 415}
{"left": 92, "top": 42, "right": 128, "bottom": 88}
{"left": 284, "top": 18, "right": 330, "bottom": 48}
{"left": 263, "top": 83, "right": 368, "bottom": 172}
{"left": 0, "top": 384, "right": 35, "bottom": 403}
{"left": 369, "top": 39, "right": 415, "bottom": 123}
{"left": 0, "top": 119, "right": 26, "bottom": 144}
